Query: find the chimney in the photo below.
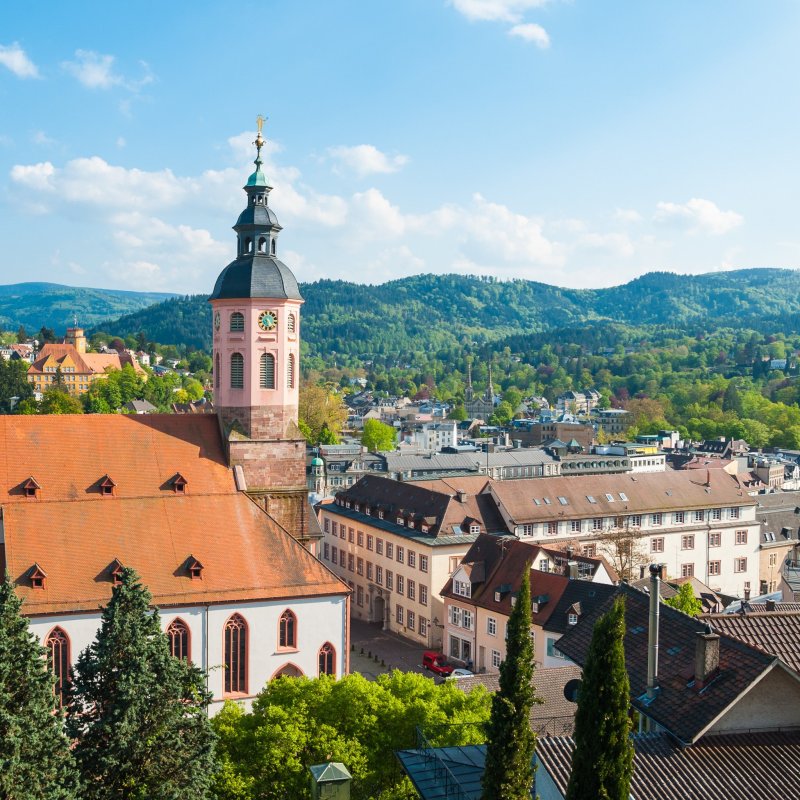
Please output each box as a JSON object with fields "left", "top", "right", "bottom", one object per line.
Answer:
{"left": 647, "top": 563, "right": 662, "bottom": 701}
{"left": 568, "top": 561, "right": 579, "bottom": 580}
{"left": 456, "top": 491, "right": 467, "bottom": 503}
{"left": 744, "top": 587, "right": 751, "bottom": 602}
{"left": 694, "top": 628, "right": 720, "bottom": 690}
{"left": 765, "top": 598, "right": 776, "bottom": 612}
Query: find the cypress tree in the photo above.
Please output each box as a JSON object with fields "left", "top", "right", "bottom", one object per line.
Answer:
{"left": 0, "top": 575, "right": 80, "bottom": 799}
{"left": 481, "top": 564, "right": 538, "bottom": 800}
{"left": 565, "top": 596, "right": 634, "bottom": 800}
{"left": 66, "top": 568, "right": 216, "bottom": 800}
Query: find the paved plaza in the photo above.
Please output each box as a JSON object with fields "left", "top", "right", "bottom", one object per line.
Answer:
{"left": 348, "top": 618, "right": 435, "bottom": 680}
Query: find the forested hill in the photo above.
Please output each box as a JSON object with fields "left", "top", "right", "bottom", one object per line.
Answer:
{"left": 0, "top": 283, "right": 175, "bottom": 334}
{"left": 88, "top": 268, "right": 800, "bottom": 355}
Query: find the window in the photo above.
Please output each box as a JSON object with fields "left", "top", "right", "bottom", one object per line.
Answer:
{"left": 730, "top": 507, "right": 740, "bottom": 520}
{"left": 710, "top": 531, "right": 721, "bottom": 547}
{"left": 230, "top": 353, "right": 244, "bottom": 389}
{"left": 449, "top": 556, "right": 460, "bottom": 572}
{"left": 570, "top": 520, "right": 582, "bottom": 533}
{"left": 376, "top": 538, "right": 384, "bottom": 555}
{"left": 735, "top": 557, "right": 748, "bottom": 573}
{"left": 521, "top": 524, "right": 534, "bottom": 536}
{"left": 769, "top": 553, "right": 777, "bottom": 567}
{"left": 214, "top": 353, "right": 220, "bottom": 389}
{"left": 735, "top": 530, "right": 748, "bottom": 545}
{"left": 288, "top": 313, "right": 296, "bottom": 333}
{"left": 407, "top": 610, "right": 415, "bottom": 631}
{"left": 167, "top": 618, "right": 190, "bottom": 661}
{"left": 339, "top": 551, "right": 346, "bottom": 567}
{"left": 583, "top": 544, "right": 597, "bottom": 558}
{"left": 420, "top": 584, "right": 428, "bottom": 605}
{"left": 681, "top": 563, "right": 694, "bottom": 578}
{"left": 592, "top": 518, "right": 603, "bottom": 531}
{"left": 386, "top": 542, "right": 394, "bottom": 559}
{"left": 420, "top": 554, "right": 429, "bottom": 573}
{"left": 348, "top": 527, "right": 354, "bottom": 543}
{"left": 408, "top": 550, "right": 416, "bottom": 568}
{"left": 287, "top": 353, "right": 296, "bottom": 389}
{"left": 407, "top": 579, "right": 415, "bottom": 600}
{"left": 224, "top": 614, "right": 247, "bottom": 694}
{"left": 259, "top": 353, "right": 275, "bottom": 389}
{"left": 650, "top": 537, "right": 664, "bottom": 553}
{"left": 708, "top": 560, "right": 721, "bottom": 576}
{"left": 279, "top": 609, "right": 297, "bottom": 649}
{"left": 419, "top": 617, "right": 428, "bottom": 637}
{"left": 46, "top": 627, "right": 70, "bottom": 707}
{"left": 630, "top": 515, "right": 642, "bottom": 527}
{"left": 462, "top": 610, "right": 473, "bottom": 630}
{"left": 568, "top": 613, "right": 578, "bottom": 626}
{"left": 651, "top": 513, "right": 663, "bottom": 526}
{"left": 694, "top": 510, "right": 704, "bottom": 522}
{"left": 546, "top": 638, "right": 565, "bottom": 660}
{"left": 367, "top": 561, "right": 373, "bottom": 580}
{"left": 331, "top": 545, "right": 338, "bottom": 563}
{"left": 367, "top": 534, "right": 374, "bottom": 551}
{"left": 674, "top": 511, "right": 685, "bottom": 524}
{"left": 347, "top": 554, "right": 354, "bottom": 572}
{"left": 545, "top": 521, "right": 558, "bottom": 536}
{"left": 396, "top": 605, "right": 404, "bottom": 624}
{"left": 449, "top": 606, "right": 462, "bottom": 626}
{"left": 487, "top": 617, "right": 497, "bottom": 636}
{"left": 712, "top": 508, "right": 722, "bottom": 521}
{"left": 682, "top": 534, "right": 695, "bottom": 550}
{"left": 587, "top": 495, "right": 596, "bottom": 503}
{"left": 323, "top": 543, "right": 330, "bottom": 560}
{"left": 492, "top": 649, "right": 502, "bottom": 668}
{"left": 397, "top": 546, "right": 404, "bottom": 564}
{"left": 397, "top": 575, "right": 404, "bottom": 595}
{"left": 318, "top": 642, "right": 336, "bottom": 676}
{"left": 386, "top": 570, "right": 393, "bottom": 590}
{"left": 357, "top": 585, "right": 364, "bottom": 606}
{"left": 539, "top": 558, "right": 550, "bottom": 572}
{"left": 339, "top": 524, "right": 345, "bottom": 540}
{"left": 453, "top": 579, "right": 471, "bottom": 598}
{"left": 357, "top": 557, "right": 364, "bottom": 576}
{"left": 330, "top": 520, "right": 336, "bottom": 536}
{"left": 376, "top": 566, "right": 383, "bottom": 585}
{"left": 230, "top": 312, "right": 244, "bottom": 332}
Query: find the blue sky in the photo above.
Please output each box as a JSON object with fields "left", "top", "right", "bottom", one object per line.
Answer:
{"left": 1, "top": 0, "right": 799, "bottom": 294}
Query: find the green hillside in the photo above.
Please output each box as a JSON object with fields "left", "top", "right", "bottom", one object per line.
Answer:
{"left": 88, "top": 268, "right": 800, "bottom": 357}
{"left": 0, "top": 283, "right": 175, "bottom": 334}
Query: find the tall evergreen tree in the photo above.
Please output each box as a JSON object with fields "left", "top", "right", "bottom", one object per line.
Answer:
{"left": 481, "top": 565, "right": 538, "bottom": 800}
{"left": 66, "top": 568, "right": 216, "bottom": 800}
{"left": 0, "top": 575, "right": 80, "bottom": 799}
{"left": 565, "top": 596, "right": 634, "bottom": 800}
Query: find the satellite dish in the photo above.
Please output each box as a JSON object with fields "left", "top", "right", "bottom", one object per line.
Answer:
{"left": 563, "top": 678, "right": 581, "bottom": 703}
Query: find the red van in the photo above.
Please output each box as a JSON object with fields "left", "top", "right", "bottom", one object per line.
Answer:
{"left": 422, "top": 651, "right": 454, "bottom": 676}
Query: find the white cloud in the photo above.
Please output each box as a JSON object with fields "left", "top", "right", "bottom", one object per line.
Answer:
{"left": 508, "top": 23, "right": 550, "bottom": 47}
{"left": 10, "top": 161, "right": 56, "bottom": 191}
{"left": 61, "top": 50, "right": 154, "bottom": 91}
{"left": 579, "top": 232, "right": 635, "bottom": 258}
{"left": 0, "top": 42, "right": 39, "bottom": 78}
{"left": 654, "top": 197, "right": 743, "bottom": 235}
{"left": 614, "top": 208, "right": 643, "bottom": 224}
{"left": 32, "top": 130, "right": 56, "bottom": 146}
{"left": 449, "top": 0, "right": 551, "bottom": 23}
{"left": 327, "top": 144, "right": 409, "bottom": 177}
{"left": 116, "top": 136, "right": 126, "bottom": 148}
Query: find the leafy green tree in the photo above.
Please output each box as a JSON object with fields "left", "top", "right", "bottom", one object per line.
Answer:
{"left": 299, "top": 385, "right": 348, "bottom": 444}
{"left": 490, "top": 400, "right": 514, "bottom": 426}
{"left": 722, "top": 382, "right": 743, "bottom": 416}
{"left": 213, "top": 671, "right": 490, "bottom": 800}
{"left": 481, "top": 565, "right": 538, "bottom": 800}
{"left": 40, "top": 388, "right": 84, "bottom": 415}
{"left": 448, "top": 404, "right": 467, "bottom": 421}
{"left": 39, "top": 326, "right": 56, "bottom": 344}
{"left": 361, "top": 418, "right": 397, "bottom": 452}
{"left": 0, "top": 575, "right": 80, "bottom": 799}
{"left": 565, "top": 596, "right": 634, "bottom": 800}
{"left": 664, "top": 583, "right": 702, "bottom": 617}
{"left": 16, "top": 324, "right": 28, "bottom": 343}
{"left": 66, "top": 568, "right": 216, "bottom": 800}
{"left": 318, "top": 423, "right": 339, "bottom": 445}
{"left": 0, "top": 357, "right": 33, "bottom": 413}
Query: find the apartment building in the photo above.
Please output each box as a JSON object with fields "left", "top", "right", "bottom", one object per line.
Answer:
{"left": 488, "top": 471, "right": 760, "bottom": 597}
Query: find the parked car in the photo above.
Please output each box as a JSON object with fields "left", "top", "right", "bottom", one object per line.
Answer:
{"left": 422, "top": 650, "right": 454, "bottom": 676}
{"left": 449, "top": 668, "right": 474, "bottom": 678}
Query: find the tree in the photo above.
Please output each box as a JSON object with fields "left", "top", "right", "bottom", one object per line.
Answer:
{"left": 299, "top": 385, "right": 348, "bottom": 444}
{"left": 0, "top": 575, "right": 80, "bottom": 799}
{"left": 40, "top": 388, "right": 84, "bottom": 415}
{"left": 16, "top": 324, "right": 27, "bottom": 343}
{"left": 598, "top": 519, "right": 648, "bottom": 582}
{"left": 565, "top": 595, "right": 634, "bottom": 800}
{"left": 66, "top": 568, "right": 216, "bottom": 800}
{"left": 39, "top": 326, "right": 56, "bottom": 344}
{"left": 448, "top": 404, "right": 467, "bottom": 421}
{"left": 361, "top": 418, "right": 397, "bottom": 452}
{"left": 213, "top": 671, "right": 490, "bottom": 800}
{"left": 664, "top": 582, "right": 702, "bottom": 617}
{"left": 722, "top": 382, "right": 743, "bottom": 416}
{"left": 0, "top": 357, "right": 33, "bottom": 413}
{"left": 490, "top": 400, "right": 514, "bottom": 426}
{"left": 481, "top": 565, "right": 538, "bottom": 799}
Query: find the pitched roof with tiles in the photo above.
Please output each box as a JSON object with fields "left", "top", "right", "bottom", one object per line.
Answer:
{"left": 490, "top": 469, "right": 754, "bottom": 525}
{"left": 555, "top": 583, "right": 780, "bottom": 744}
{"left": 703, "top": 610, "right": 800, "bottom": 673}
{"left": 0, "top": 414, "right": 347, "bottom": 614}
{"left": 542, "top": 580, "right": 617, "bottom": 634}
{"left": 28, "top": 343, "right": 93, "bottom": 374}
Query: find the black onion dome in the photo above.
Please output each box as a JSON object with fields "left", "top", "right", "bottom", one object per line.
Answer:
{"left": 209, "top": 255, "right": 302, "bottom": 301}
{"left": 235, "top": 203, "right": 281, "bottom": 228}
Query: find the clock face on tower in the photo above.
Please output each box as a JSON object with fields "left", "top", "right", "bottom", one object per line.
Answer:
{"left": 257, "top": 310, "right": 278, "bottom": 331}
{"left": 213, "top": 310, "right": 220, "bottom": 331}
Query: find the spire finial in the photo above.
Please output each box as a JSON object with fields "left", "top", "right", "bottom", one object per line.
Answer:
{"left": 254, "top": 114, "right": 267, "bottom": 163}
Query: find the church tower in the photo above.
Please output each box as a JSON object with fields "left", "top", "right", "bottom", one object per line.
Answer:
{"left": 210, "top": 120, "right": 309, "bottom": 541}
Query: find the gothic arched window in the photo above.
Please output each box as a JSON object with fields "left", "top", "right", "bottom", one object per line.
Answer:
{"left": 230, "top": 353, "right": 244, "bottom": 389}
{"left": 224, "top": 614, "right": 247, "bottom": 695}
{"left": 287, "top": 353, "right": 296, "bottom": 389}
{"left": 167, "top": 618, "right": 190, "bottom": 661}
{"left": 279, "top": 609, "right": 297, "bottom": 649}
{"left": 230, "top": 312, "right": 245, "bottom": 332}
{"left": 260, "top": 353, "right": 275, "bottom": 389}
{"left": 45, "top": 627, "right": 70, "bottom": 707}
{"left": 214, "top": 353, "right": 220, "bottom": 389}
{"left": 318, "top": 642, "right": 336, "bottom": 676}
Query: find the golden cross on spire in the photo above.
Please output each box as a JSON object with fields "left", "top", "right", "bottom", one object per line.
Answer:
{"left": 254, "top": 114, "right": 267, "bottom": 156}
{"left": 256, "top": 114, "right": 265, "bottom": 133}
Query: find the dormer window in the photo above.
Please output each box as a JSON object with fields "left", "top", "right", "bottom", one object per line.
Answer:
{"left": 469, "top": 524, "right": 480, "bottom": 535}
{"left": 29, "top": 563, "right": 47, "bottom": 589}
{"left": 110, "top": 559, "right": 125, "bottom": 585}
{"left": 568, "top": 613, "right": 579, "bottom": 626}
{"left": 172, "top": 474, "right": 188, "bottom": 494}
{"left": 23, "top": 476, "right": 41, "bottom": 499}
{"left": 187, "top": 556, "right": 204, "bottom": 580}
{"left": 100, "top": 476, "right": 116, "bottom": 497}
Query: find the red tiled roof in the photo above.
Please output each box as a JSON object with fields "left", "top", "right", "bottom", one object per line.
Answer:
{"left": 28, "top": 343, "right": 92, "bottom": 374}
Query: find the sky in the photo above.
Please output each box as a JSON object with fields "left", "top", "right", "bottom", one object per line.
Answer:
{"left": 1, "top": 0, "right": 799, "bottom": 294}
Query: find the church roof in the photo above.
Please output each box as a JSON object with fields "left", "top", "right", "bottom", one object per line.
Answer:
{"left": 209, "top": 255, "right": 302, "bottom": 301}
{"left": 0, "top": 414, "right": 346, "bottom": 614}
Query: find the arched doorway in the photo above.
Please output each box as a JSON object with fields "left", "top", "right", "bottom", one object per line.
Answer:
{"left": 372, "top": 594, "right": 386, "bottom": 629}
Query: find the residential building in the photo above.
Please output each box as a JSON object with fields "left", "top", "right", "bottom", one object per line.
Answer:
{"left": 590, "top": 407, "right": 631, "bottom": 436}
{"left": 555, "top": 389, "right": 601, "bottom": 415}
{"left": 593, "top": 442, "right": 666, "bottom": 473}
{"left": 515, "top": 421, "right": 594, "bottom": 452}
{"left": 755, "top": 491, "right": 800, "bottom": 598}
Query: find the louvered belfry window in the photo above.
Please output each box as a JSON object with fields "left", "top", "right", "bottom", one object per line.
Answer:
{"left": 287, "top": 353, "right": 296, "bottom": 389}
{"left": 230, "top": 353, "right": 244, "bottom": 389}
{"left": 260, "top": 353, "right": 275, "bottom": 389}
{"left": 230, "top": 312, "right": 244, "bottom": 332}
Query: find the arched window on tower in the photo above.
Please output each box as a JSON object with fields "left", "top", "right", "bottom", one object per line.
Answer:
{"left": 287, "top": 314, "right": 296, "bottom": 334}
{"left": 230, "top": 312, "right": 245, "bottom": 332}
{"left": 167, "top": 618, "right": 190, "bottom": 661}
{"left": 45, "top": 627, "right": 70, "bottom": 707}
{"left": 318, "top": 642, "right": 336, "bottom": 676}
{"left": 287, "top": 353, "right": 296, "bottom": 389}
{"left": 279, "top": 609, "right": 297, "bottom": 649}
{"left": 271, "top": 239, "right": 276, "bottom": 256}
{"left": 244, "top": 237, "right": 252, "bottom": 254}
{"left": 224, "top": 614, "right": 248, "bottom": 695}
{"left": 258, "top": 237, "right": 266, "bottom": 254}
{"left": 230, "top": 353, "right": 244, "bottom": 389}
{"left": 260, "top": 353, "right": 275, "bottom": 389}
{"left": 214, "top": 353, "right": 220, "bottom": 389}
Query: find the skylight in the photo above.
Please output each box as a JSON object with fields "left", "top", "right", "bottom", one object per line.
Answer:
{"left": 586, "top": 495, "right": 596, "bottom": 503}
{"left": 557, "top": 496, "right": 568, "bottom": 505}
{"left": 543, "top": 497, "right": 551, "bottom": 505}
{"left": 619, "top": 492, "right": 629, "bottom": 501}
{"left": 533, "top": 498, "right": 541, "bottom": 506}
{"left": 605, "top": 493, "right": 614, "bottom": 502}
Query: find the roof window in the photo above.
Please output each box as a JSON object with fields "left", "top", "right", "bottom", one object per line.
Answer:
{"left": 23, "top": 476, "right": 41, "bottom": 499}
{"left": 187, "top": 556, "right": 204, "bottom": 580}
{"left": 557, "top": 496, "right": 568, "bottom": 505}
{"left": 605, "top": 493, "right": 614, "bottom": 502}
{"left": 110, "top": 559, "right": 125, "bottom": 585}
{"left": 543, "top": 497, "right": 551, "bottom": 505}
{"left": 29, "top": 563, "right": 47, "bottom": 589}
{"left": 533, "top": 498, "right": 542, "bottom": 506}
{"left": 171, "top": 473, "right": 188, "bottom": 494}
{"left": 619, "top": 492, "right": 629, "bottom": 501}
{"left": 586, "top": 495, "right": 596, "bottom": 503}
{"left": 100, "top": 475, "right": 116, "bottom": 497}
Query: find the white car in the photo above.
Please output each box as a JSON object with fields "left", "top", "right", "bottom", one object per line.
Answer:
{"left": 449, "top": 668, "right": 474, "bottom": 678}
